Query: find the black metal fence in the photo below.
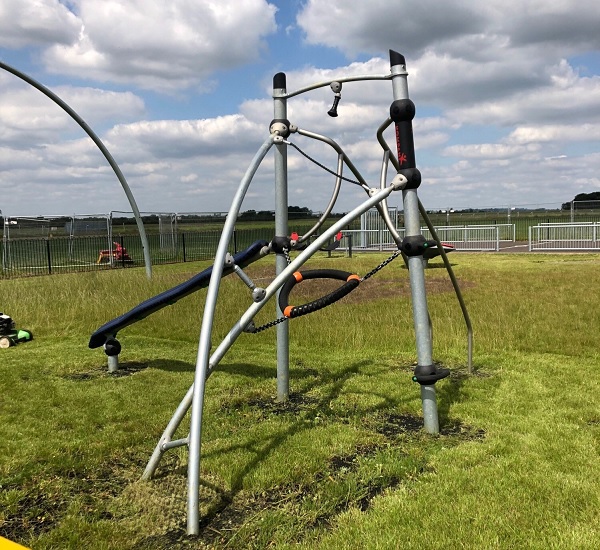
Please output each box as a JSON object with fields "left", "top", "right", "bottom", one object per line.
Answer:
{"left": 1, "top": 228, "right": 274, "bottom": 279}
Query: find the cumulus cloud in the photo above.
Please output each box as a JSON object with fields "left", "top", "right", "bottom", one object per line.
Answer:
{"left": 0, "top": 0, "right": 80, "bottom": 48}
{"left": 0, "top": 82, "right": 145, "bottom": 144}
{"left": 297, "top": 0, "right": 600, "bottom": 59}
{"left": 40, "top": 0, "right": 277, "bottom": 92}
{"left": 1, "top": 0, "right": 600, "bottom": 215}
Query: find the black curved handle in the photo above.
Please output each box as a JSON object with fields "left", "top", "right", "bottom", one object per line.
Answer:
{"left": 279, "top": 269, "right": 360, "bottom": 319}
{"left": 328, "top": 95, "right": 341, "bottom": 117}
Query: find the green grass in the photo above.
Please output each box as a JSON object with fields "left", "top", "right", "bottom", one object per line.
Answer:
{"left": 1, "top": 252, "right": 599, "bottom": 548}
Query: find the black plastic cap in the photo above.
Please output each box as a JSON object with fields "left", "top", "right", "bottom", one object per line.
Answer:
{"left": 271, "top": 235, "right": 291, "bottom": 254}
{"left": 412, "top": 364, "right": 450, "bottom": 385}
{"left": 104, "top": 337, "right": 121, "bottom": 357}
{"left": 273, "top": 72, "right": 287, "bottom": 90}
{"left": 389, "top": 50, "right": 406, "bottom": 67}
{"left": 401, "top": 234, "right": 427, "bottom": 256}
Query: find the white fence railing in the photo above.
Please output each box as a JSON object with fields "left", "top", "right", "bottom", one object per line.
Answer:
{"left": 342, "top": 224, "right": 506, "bottom": 252}
{"left": 528, "top": 222, "right": 600, "bottom": 251}
{"left": 421, "top": 226, "right": 500, "bottom": 251}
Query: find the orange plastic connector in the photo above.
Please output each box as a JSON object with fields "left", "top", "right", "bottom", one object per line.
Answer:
{"left": 283, "top": 305, "right": 294, "bottom": 318}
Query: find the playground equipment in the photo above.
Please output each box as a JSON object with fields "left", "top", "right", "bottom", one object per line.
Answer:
{"left": 89, "top": 49, "right": 473, "bottom": 535}
{"left": 0, "top": 313, "right": 33, "bottom": 349}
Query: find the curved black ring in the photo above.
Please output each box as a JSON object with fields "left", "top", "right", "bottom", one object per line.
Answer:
{"left": 279, "top": 269, "right": 360, "bottom": 319}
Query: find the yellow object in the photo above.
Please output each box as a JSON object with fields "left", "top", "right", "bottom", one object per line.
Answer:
{"left": 0, "top": 537, "right": 29, "bottom": 550}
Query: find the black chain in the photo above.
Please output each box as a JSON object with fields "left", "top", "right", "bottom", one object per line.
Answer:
{"left": 251, "top": 316, "right": 288, "bottom": 334}
{"left": 251, "top": 247, "right": 292, "bottom": 333}
{"left": 360, "top": 249, "right": 402, "bottom": 282}
{"left": 283, "top": 247, "right": 292, "bottom": 265}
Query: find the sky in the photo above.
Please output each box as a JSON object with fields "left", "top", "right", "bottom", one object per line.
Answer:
{"left": 1, "top": 0, "right": 599, "bottom": 218}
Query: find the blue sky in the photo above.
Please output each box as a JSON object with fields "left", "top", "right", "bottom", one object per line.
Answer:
{"left": 1, "top": 0, "right": 600, "bottom": 217}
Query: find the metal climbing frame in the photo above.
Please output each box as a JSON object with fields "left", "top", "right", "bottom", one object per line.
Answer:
{"left": 142, "top": 50, "right": 472, "bottom": 535}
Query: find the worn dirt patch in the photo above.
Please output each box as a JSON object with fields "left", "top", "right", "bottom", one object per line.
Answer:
{"left": 62, "top": 361, "right": 149, "bottom": 381}
{"left": 245, "top": 263, "right": 473, "bottom": 306}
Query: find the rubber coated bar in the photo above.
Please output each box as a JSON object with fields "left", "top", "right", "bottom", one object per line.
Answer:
{"left": 278, "top": 269, "right": 360, "bottom": 318}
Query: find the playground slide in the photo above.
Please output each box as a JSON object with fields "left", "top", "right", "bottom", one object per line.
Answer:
{"left": 88, "top": 240, "right": 269, "bottom": 349}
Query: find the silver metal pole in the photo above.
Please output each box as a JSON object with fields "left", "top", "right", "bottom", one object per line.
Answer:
{"left": 273, "top": 73, "right": 290, "bottom": 402}
{"left": 107, "top": 355, "right": 118, "bottom": 373}
{"left": 390, "top": 51, "right": 440, "bottom": 434}
{"left": 187, "top": 137, "right": 274, "bottom": 535}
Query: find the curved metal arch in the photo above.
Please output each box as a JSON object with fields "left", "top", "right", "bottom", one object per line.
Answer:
{"left": 0, "top": 61, "right": 152, "bottom": 278}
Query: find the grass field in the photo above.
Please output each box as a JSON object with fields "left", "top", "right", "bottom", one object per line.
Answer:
{"left": 1, "top": 251, "right": 599, "bottom": 549}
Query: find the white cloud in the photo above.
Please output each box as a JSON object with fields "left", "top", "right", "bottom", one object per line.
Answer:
{"left": 1, "top": 1, "right": 600, "bottom": 216}
{"left": 508, "top": 124, "right": 600, "bottom": 144}
{"left": 0, "top": 0, "right": 80, "bottom": 48}
{"left": 0, "top": 83, "right": 145, "bottom": 145}
{"left": 297, "top": 0, "right": 600, "bottom": 59}
{"left": 443, "top": 143, "right": 540, "bottom": 159}
{"left": 41, "top": 0, "right": 277, "bottom": 91}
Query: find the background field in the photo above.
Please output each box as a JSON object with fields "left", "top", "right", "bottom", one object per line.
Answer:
{"left": 1, "top": 251, "right": 599, "bottom": 548}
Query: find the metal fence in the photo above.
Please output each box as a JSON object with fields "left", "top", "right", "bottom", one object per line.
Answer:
{"left": 1, "top": 228, "right": 273, "bottom": 278}
{"left": 528, "top": 222, "right": 600, "bottom": 251}
{"left": 421, "top": 226, "right": 501, "bottom": 251}
{"left": 343, "top": 224, "right": 506, "bottom": 252}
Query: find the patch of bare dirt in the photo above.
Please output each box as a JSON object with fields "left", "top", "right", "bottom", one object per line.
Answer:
{"left": 245, "top": 263, "right": 474, "bottom": 306}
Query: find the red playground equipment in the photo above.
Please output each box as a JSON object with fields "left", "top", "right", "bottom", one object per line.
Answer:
{"left": 96, "top": 242, "right": 133, "bottom": 265}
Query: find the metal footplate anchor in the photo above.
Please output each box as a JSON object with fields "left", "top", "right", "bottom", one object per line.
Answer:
{"left": 412, "top": 364, "right": 450, "bottom": 385}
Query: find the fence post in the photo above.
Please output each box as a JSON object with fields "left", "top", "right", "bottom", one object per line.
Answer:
{"left": 182, "top": 232, "right": 187, "bottom": 262}
{"left": 348, "top": 234, "right": 353, "bottom": 258}
{"left": 233, "top": 228, "right": 238, "bottom": 254}
{"left": 46, "top": 239, "right": 52, "bottom": 275}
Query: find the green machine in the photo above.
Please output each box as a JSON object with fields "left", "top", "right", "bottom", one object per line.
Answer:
{"left": 0, "top": 313, "right": 33, "bottom": 349}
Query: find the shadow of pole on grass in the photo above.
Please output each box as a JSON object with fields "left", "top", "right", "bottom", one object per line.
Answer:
{"left": 202, "top": 359, "right": 413, "bottom": 494}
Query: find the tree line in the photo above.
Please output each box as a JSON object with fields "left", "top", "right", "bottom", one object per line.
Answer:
{"left": 561, "top": 192, "right": 600, "bottom": 210}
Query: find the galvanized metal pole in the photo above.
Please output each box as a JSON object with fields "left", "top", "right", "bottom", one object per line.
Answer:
{"left": 389, "top": 50, "right": 440, "bottom": 434}
{"left": 273, "top": 73, "right": 290, "bottom": 402}
{"left": 186, "top": 138, "right": 275, "bottom": 535}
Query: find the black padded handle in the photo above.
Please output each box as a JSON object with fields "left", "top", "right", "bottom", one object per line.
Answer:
{"left": 279, "top": 269, "right": 360, "bottom": 319}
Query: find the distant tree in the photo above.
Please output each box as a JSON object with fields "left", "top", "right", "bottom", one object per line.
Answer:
{"left": 562, "top": 192, "right": 600, "bottom": 210}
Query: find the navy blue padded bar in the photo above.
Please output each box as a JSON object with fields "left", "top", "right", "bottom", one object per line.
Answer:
{"left": 88, "top": 240, "right": 268, "bottom": 348}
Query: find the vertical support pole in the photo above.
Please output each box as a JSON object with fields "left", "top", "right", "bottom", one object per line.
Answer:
{"left": 46, "top": 238, "right": 52, "bottom": 275}
{"left": 390, "top": 50, "right": 440, "bottom": 434}
{"left": 107, "top": 355, "right": 118, "bottom": 373}
{"left": 273, "top": 72, "right": 290, "bottom": 402}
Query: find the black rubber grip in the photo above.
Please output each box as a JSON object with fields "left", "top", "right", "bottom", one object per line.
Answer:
{"left": 279, "top": 269, "right": 360, "bottom": 319}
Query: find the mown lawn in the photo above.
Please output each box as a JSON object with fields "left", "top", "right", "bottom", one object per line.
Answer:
{"left": 1, "top": 252, "right": 599, "bottom": 549}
